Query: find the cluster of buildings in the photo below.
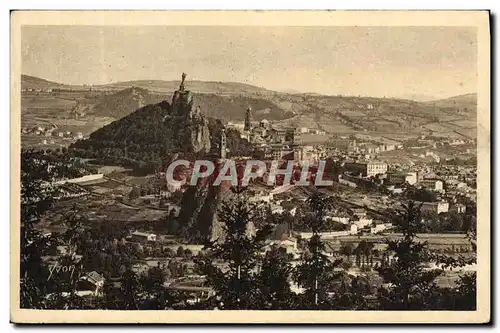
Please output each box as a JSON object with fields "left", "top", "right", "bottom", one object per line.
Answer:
{"left": 22, "top": 125, "right": 84, "bottom": 141}
{"left": 326, "top": 137, "right": 402, "bottom": 162}
{"left": 338, "top": 157, "right": 474, "bottom": 215}
{"left": 227, "top": 107, "right": 306, "bottom": 161}
{"left": 22, "top": 87, "right": 53, "bottom": 93}
{"left": 297, "top": 127, "right": 326, "bottom": 136}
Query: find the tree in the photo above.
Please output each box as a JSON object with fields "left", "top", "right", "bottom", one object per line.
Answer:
{"left": 128, "top": 186, "right": 141, "bottom": 200}
{"left": 20, "top": 150, "right": 59, "bottom": 308}
{"left": 176, "top": 246, "right": 185, "bottom": 258}
{"left": 376, "top": 201, "right": 444, "bottom": 310}
{"left": 139, "top": 262, "right": 179, "bottom": 309}
{"left": 256, "top": 245, "right": 295, "bottom": 309}
{"left": 453, "top": 272, "right": 476, "bottom": 310}
{"left": 196, "top": 186, "right": 272, "bottom": 309}
{"left": 183, "top": 248, "right": 193, "bottom": 260}
{"left": 341, "top": 243, "right": 355, "bottom": 263}
{"left": 404, "top": 185, "right": 437, "bottom": 202}
{"left": 356, "top": 240, "right": 374, "bottom": 269}
{"left": 293, "top": 191, "right": 343, "bottom": 309}
{"left": 120, "top": 268, "right": 142, "bottom": 310}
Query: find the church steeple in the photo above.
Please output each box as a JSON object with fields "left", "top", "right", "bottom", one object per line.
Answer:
{"left": 220, "top": 128, "right": 227, "bottom": 159}
{"left": 244, "top": 106, "right": 253, "bottom": 132}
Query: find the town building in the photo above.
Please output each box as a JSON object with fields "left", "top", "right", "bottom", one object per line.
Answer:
{"left": 353, "top": 217, "right": 373, "bottom": 229}
{"left": 239, "top": 106, "right": 301, "bottom": 148}
{"left": 324, "top": 212, "right": 350, "bottom": 224}
{"left": 76, "top": 271, "right": 105, "bottom": 296}
{"left": 420, "top": 201, "right": 450, "bottom": 214}
{"left": 420, "top": 178, "right": 444, "bottom": 191}
{"left": 387, "top": 171, "right": 418, "bottom": 185}
{"left": 371, "top": 221, "right": 393, "bottom": 234}
{"left": 263, "top": 238, "right": 298, "bottom": 256}
{"left": 329, "top": 138, "right": 351, "bottom": 151}
{"left": 344, "top": 161, "right": 388, "bottom": 177}
{"left": 450, "top": 203, "right": 467, "bottom": 214}
{"left": 226, "top": 121, "right": 245, "bottom": 131}
{"left": 351, "top": 208, "right": 367, "bottom": 218}
{"left": 131, "top": 231, "right": 157, "bottom": 243}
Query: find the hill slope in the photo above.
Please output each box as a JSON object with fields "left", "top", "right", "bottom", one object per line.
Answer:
{"left": 22, "top": 75, "right": 476, "bottom": 139}
{"left": 91, "top": 87, "right": 165, "bottom": 119}
{"left": 21, "top": 75, "right": 64, "bottom": 90}
{"left": 70, "top": 94, "right": 253, "bottom": 173}
{"left": 88, "top": 87, "right": 292, "bottom": 121}
{"left": 21, "top": 74, "right": 272, "bottom": 96}
{"left": 99, "top": 79, "right": 272, "bottom": 95}
{"left": 427, "top": 93, "right": 477, "bottom": 110}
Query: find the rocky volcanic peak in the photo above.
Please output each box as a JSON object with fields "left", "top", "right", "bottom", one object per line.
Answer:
{"left": 170, "top": 74, "right": 211, "bottom": 154}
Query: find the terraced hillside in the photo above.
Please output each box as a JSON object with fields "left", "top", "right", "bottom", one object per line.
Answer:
{"left": 21, "top": 74, "right": 477, "bottom": 149}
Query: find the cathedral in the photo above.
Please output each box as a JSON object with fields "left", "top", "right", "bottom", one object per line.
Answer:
{"left": 237, "top": 106, "right": 303, "bottom": 160}
{"left": 240, "top": 106, "right": 301, "bottom": 147}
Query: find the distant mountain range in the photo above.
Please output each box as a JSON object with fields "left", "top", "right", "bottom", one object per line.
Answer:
{"left": 21, "top": 74, "right": 477, "bottom": 141}
{"left": 21, "top": 74, "right": 272, "bottom": 96}
{"left": 22, "top": 74, "right": 475, "bottom": 104}
{"left": 425, "top": 93, "right": 477, "bottom": 110}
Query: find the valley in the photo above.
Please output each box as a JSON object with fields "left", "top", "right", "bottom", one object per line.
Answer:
{"left": 21, "top": 74, "right": 477, "bottom": 150}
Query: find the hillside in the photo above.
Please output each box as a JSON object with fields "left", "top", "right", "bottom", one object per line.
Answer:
{"left": 427, "top": 93, "right": 477, "bottom": 111}
{"left": 21, "top": 75, "right": 64, "bottom": 90}
{"left": 189, "top": 93, "right": 293, "bottom": 121}
{"left": 70, "top": 94, "right": 254, "bottom": 173}
{"left": 21, "top": 74, "right": 271, "bottom": 96}
{"left": 100, "top": 79, "right": 272, "bottom": 95}
{"left": 21, "top": 75, "right": 477, "bottom": 143}
{"left": 88, "top": 88, "right": 291, "bottom": 121}
{"left": 91, "top": 87, "right": 165, "bottom": 119}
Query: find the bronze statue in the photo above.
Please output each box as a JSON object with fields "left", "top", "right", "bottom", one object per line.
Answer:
{"left": 179, "top": 72, "right": 187, "bottom": 91}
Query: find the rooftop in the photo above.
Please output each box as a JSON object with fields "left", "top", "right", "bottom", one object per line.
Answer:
{"left": 83, "top": 271, "right": 105, "bottom": 285}
{"left": 132, "top": 231, "right": 156, "bottom": 237}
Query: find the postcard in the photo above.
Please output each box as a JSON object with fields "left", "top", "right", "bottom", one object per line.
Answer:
{"left": 10, "top": 10, "right": 490, "bottom": 324}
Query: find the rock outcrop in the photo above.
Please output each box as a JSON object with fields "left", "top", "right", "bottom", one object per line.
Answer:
{"left": 170, "top": 73, "right": 211, "bottom": 154}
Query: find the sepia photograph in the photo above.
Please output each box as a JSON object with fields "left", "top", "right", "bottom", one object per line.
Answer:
{"left": 10, "top": 10, "right": 490, "bottom": 323}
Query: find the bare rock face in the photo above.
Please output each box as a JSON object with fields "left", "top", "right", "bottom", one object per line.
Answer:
{"left": 171, "top": 89, "right": 211, "bottom": 154}
{"left": 189, "top": 107, "right": 212, "bottom": 154}
{"left": 178, "top": 176, "right": 221, "bottom": 243}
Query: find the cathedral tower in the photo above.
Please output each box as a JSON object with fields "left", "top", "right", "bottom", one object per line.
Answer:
{"left": 244, "top": 106, "right": 253, "bottom": 132}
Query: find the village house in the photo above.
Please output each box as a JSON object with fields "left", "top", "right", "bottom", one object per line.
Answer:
{"left": 323, "top": 211, "right": 350, "bottom": 224}
{"left": 248, "top": 191, "right": 273, "bottom": 204}
{"left": 270, "top": 203, "right": 285, "bottom": 215}
{"left": 76, "top": 271, "right": 105, "bottom": 297}
{"left": 450, "top": 203, "right": 467, "bottom": 214}
{"left": 131, "top": 231, "right": 157, "bottom": 243}
{"left": 344, "top": 161, "right": 388, "bottom": 177}
{"left": 353, "top": 217, "right": 373, "bottom": 229}
{"left": 263, "top": 238, "right": 298, "bottom": 256}
{"left": 420, "top": 178, "right": 444, "bottom": 192}
{"left": 387, "top": 171, "right": 418, "bottom": 185}
{"left": 351, "top": 208, "right": 367, "bottom": 218}
{"left": 420, "top": 201, "right": 450, "bottom": 214}
{"left": 370, "top": 221, "right": 393, "bottom": 234}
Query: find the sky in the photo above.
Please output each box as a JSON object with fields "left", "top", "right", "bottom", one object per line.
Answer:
{"left": 21, "top": 26, "right": 477, "bottom": 99}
